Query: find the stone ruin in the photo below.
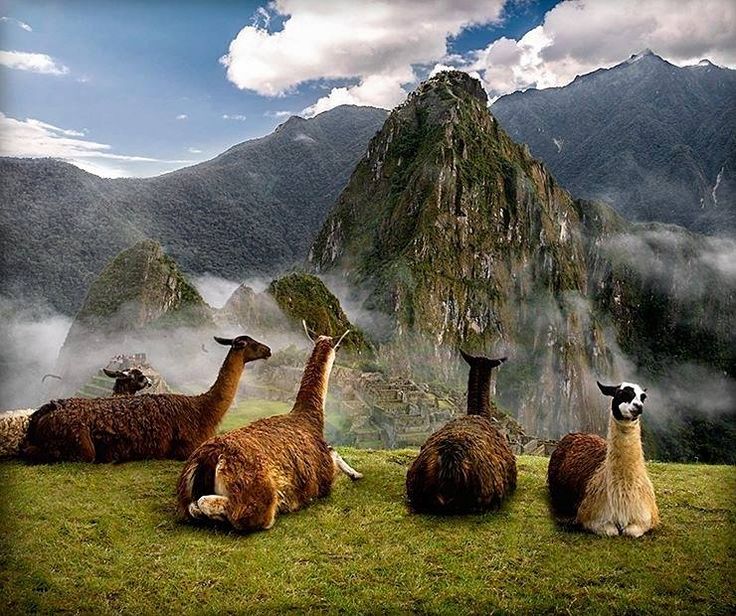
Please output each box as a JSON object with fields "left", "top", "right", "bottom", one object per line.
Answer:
{"left": 249, "top": 363, "right": 556, "bottom": 455}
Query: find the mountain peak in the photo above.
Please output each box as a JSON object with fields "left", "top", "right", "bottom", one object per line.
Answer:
{"left": 412, "top": 70, "right": 488, "bottom": 106}
{"left": 624, "top": 48, "right": 662, "bottom": 64}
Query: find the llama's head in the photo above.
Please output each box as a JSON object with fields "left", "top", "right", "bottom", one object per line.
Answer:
{"left": 214, "top": 335, "right": 272, "bottom": 363}
{"left": 302, "top": 320, "right": 350, "bottom": 353}
{"left": 104, "top": 368, "right": 152, "bottom": 394}
{"left": 459, "top": 350, "right": 507, "bottom": 371}
{"left": 597, "top": 381, "right": 647, "bottom": 423}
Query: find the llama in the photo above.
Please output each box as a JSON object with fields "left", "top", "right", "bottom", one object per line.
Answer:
{"left": 405, "top": 350, "right": 516, "bottom": 514}
{"left": 177, "top": 329, "right": 362, "bottom": 532}
{"left": 103, "top": 368, "right": 152, "bottom": 395}
{"left": 20, "top": 335, "right": 271, "bottom": 463}
{"left": 547, "top": 381, "right": 659, "bottom": 537}
{"left": 0, "top": 368, "right": 153, "bottom": 459}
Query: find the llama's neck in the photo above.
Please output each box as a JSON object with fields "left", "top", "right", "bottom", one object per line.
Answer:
{"left": 467, "top": 365, "right": 493, "bottom": 419}
{"left": 112, "top": 384, "right": 127, "bottom": 396}
{"left": 202, "top": 349, "right": 245, "bottom": 421}
{"left": 605, "top": 417, "right": 647, "bottom": 482}
{"left": 290, "top": 344, "right": 335, "bottom": 432}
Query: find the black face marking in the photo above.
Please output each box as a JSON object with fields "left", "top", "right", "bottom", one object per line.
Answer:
{"left": 609, "top": 383, "right": 646, "bottom": 421}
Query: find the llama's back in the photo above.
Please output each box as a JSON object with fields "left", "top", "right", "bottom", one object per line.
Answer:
{"left": 179, "top": 413, "right": 335, "bottom": 516}
{"left": 547, "top": 433, "right": 606, "bottom": 521}
{"left": 22, "top": 393, "right": 192, "bottom": 462}
{"left": 406, "top": 416, "right": 517, "bottom": 514}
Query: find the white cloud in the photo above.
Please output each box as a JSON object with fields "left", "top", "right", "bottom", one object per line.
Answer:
{"left": 0, "top": 112, "right": 192, "bottom": 178}
{"left": 176, "top": 113, "right": 188, "bottom": 120}
{"left": 264, "top": 110, "right": 292, "bottom": 118}
{"left": 0, "top": 50, "right": 68, "bottom": 75}
{"left": 472, "top": 0, "right": 736, "bottom": 97}
{"left": 222, "top": 113, "right": 247, "bottom": 121}
{"left": 187, "top": 147, "right": 203, "bottom": 154}
{"left": 220, "top": 0, "right": 505, "bottom": 115}
{"left": 1, "top": 16, "right": 33, "bottom": 32}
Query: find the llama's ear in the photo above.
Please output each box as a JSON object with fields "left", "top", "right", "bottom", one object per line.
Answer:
{"left": 104, "top": 368, "right": 124, "bottom": 378}
{"left": 489, "top": 357, "right": 508, "bottom": 368}
{"left": 459, "top": 349, "right": 475, "bottom": 365}
{"left": 214, "top": 336, "right": 233, "bottom": 346}
{"left": 302, "top": 320, "right": 316, "bottom": 343}
{"left": 597, "top": 381, "right": 618, "bottom": 397}
{"left": 333, "top": 329, "right": 350, "bottom": 349}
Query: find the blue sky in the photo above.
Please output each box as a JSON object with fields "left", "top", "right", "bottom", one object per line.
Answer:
{"left": 1, "top": 0, "right": 733, "bottom": 177}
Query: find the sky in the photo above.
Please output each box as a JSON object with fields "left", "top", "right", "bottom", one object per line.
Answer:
{"left": 1, "top": 0, "right": 734, "bottom": 178}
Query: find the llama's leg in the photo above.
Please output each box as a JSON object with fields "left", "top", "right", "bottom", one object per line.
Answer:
{"left": 196, "top": 495, "right": 230, "bottom": 522}
{"left": 330, "top": 448, "right": 363, "bottom": 481}
{"left": 76, "top": 429, "right": 96, "bottom": 462}
{"left": 622, "top": 523, "right": 648, "bottom": 538}
{"left": 586, "top": 520, "right": 620, "bottom": 536}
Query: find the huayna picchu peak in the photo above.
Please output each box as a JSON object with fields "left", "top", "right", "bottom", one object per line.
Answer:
{"left": 312, "top": 70, "right": 609, "bottom": 437}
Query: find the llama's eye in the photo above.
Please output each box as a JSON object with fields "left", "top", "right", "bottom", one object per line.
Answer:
{"left": 640, "top": 394, "right": 647, "bottom": 402}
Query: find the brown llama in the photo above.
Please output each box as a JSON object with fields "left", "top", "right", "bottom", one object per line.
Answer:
{"left": 405, "top": 350, "right": 516, "bottom": 514}
{"left": 1, "top": 368, "right": 153, "bottom": 459}
{"left": 547, "top": 381, "right": 659, "bottom": 537}
{"left": 20, "top": 335, "right": 270, "bottom": 463}
{"left": 177, "top": 329, "right": 362, "bottom": 532}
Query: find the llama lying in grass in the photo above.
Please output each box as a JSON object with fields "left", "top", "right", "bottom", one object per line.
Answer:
{"left": 0, "top": 368, "right": 153, "bottom": 459}
{"left": 177, "top": 329, "right": 362, "bottom": 532}
{"left": 405, "top": 351, "right": 516, "bottom": 514}
{"left": 547, "top": 381, "right": 659, "bottom": 537}
{"left": 20, "top": 335, "right": 270, "bottom": 463}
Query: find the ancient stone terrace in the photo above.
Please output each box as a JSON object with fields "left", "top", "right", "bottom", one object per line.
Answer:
{"left": 249, "top": 363, "right": 555, "bottom": 455}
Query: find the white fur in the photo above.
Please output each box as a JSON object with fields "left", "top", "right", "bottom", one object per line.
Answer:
{"left": 577, "top": 385, "right": 659, "bottom": 537}
{"left": 331, "top": 448, "right": 363, "bottom": 481}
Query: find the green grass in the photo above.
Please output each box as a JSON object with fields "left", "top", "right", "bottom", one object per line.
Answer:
{"left": 1, "top": 442, "right": 734, "bottom": 614}
{"left": 218, "top": 399, "right": 291, "bottom": 433}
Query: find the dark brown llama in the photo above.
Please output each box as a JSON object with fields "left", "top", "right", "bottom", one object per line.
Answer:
{"left": 177, "top": 330, "right": 362, "bottom": 532}
{"left": 405, "top": 350, "right": 516, "bottom": 514}
{"left": 20, "top": 335, "right": 270, "bottom": 463}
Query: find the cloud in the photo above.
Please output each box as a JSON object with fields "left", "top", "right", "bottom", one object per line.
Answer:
{"left": 1, "top": 16, "right": 33, "bottom": 31}
{"left": 187, "top": 147, "right": 203, "bottom": 154}
{"left": 222, "top": 113, "right": 247, "bottom": 121}
{"left": 264, "top": 110, "right": 292, "bottom": 118}
{"left": 0, "top": 112, "right": 192, "bottom": 178}
{"left": 220, "top": 0, "right": 505, "bottom": 115}
{"left": 175, "top": 114, "right": 188, "bottom": 120}
{"left": 472, "top": 0, "right": 736, "bottom": 96}
{"left": 0, "top": 50, "right": 68, "bottom": 75}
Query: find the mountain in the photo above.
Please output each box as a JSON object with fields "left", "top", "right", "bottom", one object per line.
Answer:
{"left": 310, "top": 71, "right": 735, "bottom": 457}
{"left": 0, "top": 105, "right": 388, "bottom": 314}
{"left": 220, "top": 272, "right": 371, "bottom": 355}
{"left": 312, "top": 71, "right": 614, "bottom": 437}
{"left": 55, "top": 240, "right": 214, "bottom": 395}
{"left": 491, "top": 50, "right": 736, "bottom": 234}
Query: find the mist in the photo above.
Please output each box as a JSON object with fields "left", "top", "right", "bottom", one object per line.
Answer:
{"left": 190, "top": 273, "right": 242, "bottom": 309}
{"left": 0, "top": 296, "right": 73, "bottom": 410}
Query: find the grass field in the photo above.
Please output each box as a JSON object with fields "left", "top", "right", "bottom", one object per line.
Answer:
{"left": 1, "top": 405, "right": 734, "bottom": 615}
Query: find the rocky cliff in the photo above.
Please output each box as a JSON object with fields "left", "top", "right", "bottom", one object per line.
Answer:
{"left": 311, "top": 71, "right": 616, "bottom": 436}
